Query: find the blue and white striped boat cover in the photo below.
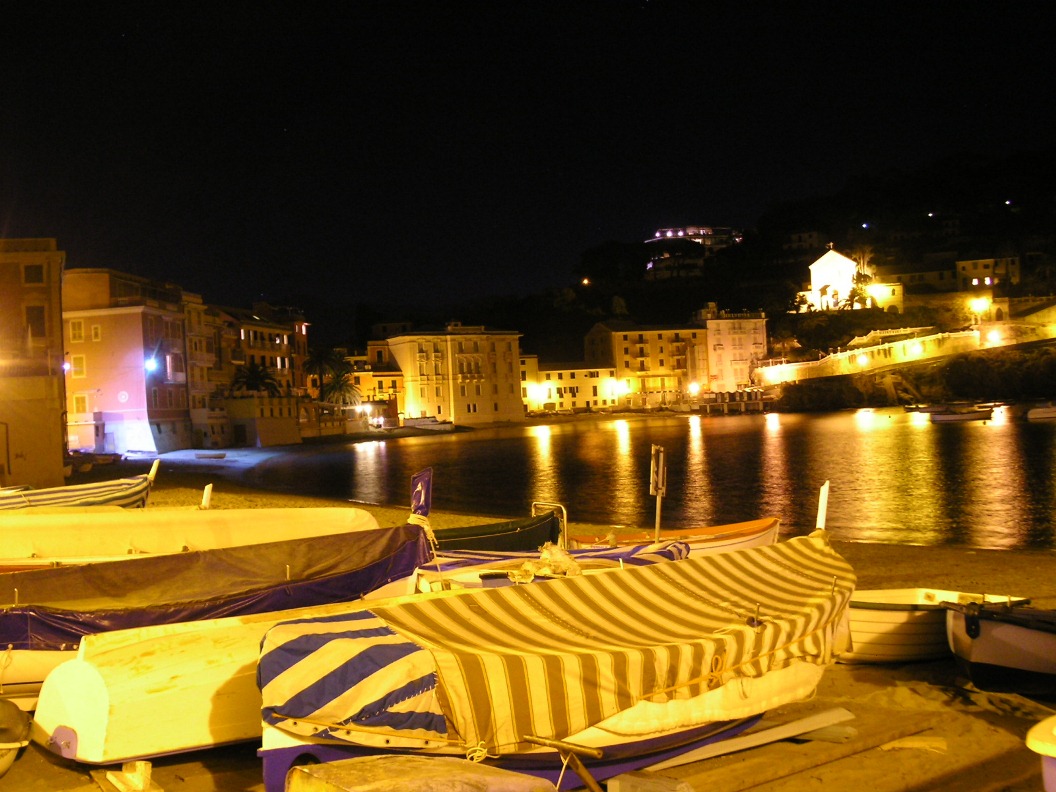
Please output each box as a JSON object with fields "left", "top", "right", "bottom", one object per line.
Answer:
{"left": 259, "top": 532, "right": 855, "bottom": 756}
{"left": 0, "top": 473, "right": 153, "bottom": 510}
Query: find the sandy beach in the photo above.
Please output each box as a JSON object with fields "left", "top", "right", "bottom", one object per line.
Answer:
{"left": 4, "top": 448, "right": 1056, "bottom": 790}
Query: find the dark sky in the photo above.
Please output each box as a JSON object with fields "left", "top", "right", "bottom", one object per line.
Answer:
{"left": 2, "top": 2, "right": 1053, "bottom": 310}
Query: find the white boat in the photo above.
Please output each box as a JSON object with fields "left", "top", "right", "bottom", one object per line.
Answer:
{"left": 0, "top": 459, "right": 159, "bottom": 510}
{"left": 32, "top": 532, "right": 854, "bottom": 775}
{"left": 0, "top": 517, "right": 428, "bottom": 711}
{"left": 839, "top": 589, "right": 1029, "bottom": 664}
{"left": 27, "top": 539, "right": 692, "bottom": 762}
{"left": 929, "top": 406, "right": 993, "bottom": 423}
{"left": 566, "top": 516, "right": 781, "bottom": 556}
{"left": 946, "top": 600, "right": 1056, "bottom": 696}
{"left": 0, "top": 502, "right": 380, "bottom": 572}
{"left": 1027, "top": 404, "right": 1056, "bottom": 422}
{"left": 254, "top": 532, "right": 854, "bottom": 790}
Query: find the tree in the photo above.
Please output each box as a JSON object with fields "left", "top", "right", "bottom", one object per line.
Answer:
{"left": 304, "top": 347, "right": 346, "bottom": 401}
{"left": 230, "top": 361, "right": 281, "bottom": 396}
{"left": 321, "top": 361, "right": 362, "bottom": 406}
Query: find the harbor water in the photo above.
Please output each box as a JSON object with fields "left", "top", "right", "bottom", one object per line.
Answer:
{"left": 242, "top": 407, "right": 1056, "bottom": 551}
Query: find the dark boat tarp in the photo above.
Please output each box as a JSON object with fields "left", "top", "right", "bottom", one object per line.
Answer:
{"left": 0, "top": 523, "right": 429, "bottom": 651}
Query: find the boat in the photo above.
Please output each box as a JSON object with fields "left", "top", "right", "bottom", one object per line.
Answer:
{"left": 0, "top": 520, "right": 430, "bottom": 710}
{"left": 1026, "top": 714, "right": 1056, "bottom": 792}
{"left": 426, "top": 503, "right": 564, "bottom": 553}
{"left": 254, "top": 531, "right": 855, "bottom": 790}
{"left": 929, "top": 406, "right": 993, "bottom": 423}
{"left": 0, "top": 503, "right": 380, "bottom": 572}
{"left": 839, "top": 589, "right": 1030, "bottom": 664}
{"left": 414, "top": 539, "right": 692, "bottom": 592}
{"left": 1027, "top": 404, "right": 1056, "bottom": 422}
{"left": 946, "top": 600, "right": 1056, "bottom": 696}
{"left": 0, "top": 460, "right": 159, "bottom": 510}
{"left": 566, "top": 516, "right": 781, "bottom": 556}
{"left": 28, "top": 538, "right": 697, "bottom": 763}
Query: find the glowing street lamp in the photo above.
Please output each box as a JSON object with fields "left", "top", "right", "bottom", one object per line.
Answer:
{"left": 969, "top": 297, "right": 991, "bottom": 324}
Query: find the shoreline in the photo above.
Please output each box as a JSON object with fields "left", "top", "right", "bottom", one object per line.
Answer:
{"left": 7, "top": 448, "right": 1055, "bottom": 790}
{"left": 120, "top": 446, "right": 1056, "bottom": 609}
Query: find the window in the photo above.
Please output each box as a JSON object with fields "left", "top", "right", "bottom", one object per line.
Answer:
{"left": 25, "top": 305, "right": 46, "bottom": 338}
{"left": 70, "top": 320, "right": 84, "bottom": 342}
{"left": 91, "top": 324, "right": 102, "bottom": 341}
{"left": 23, "top": 264, "right": 44, "bottom": 284}
{"left": 73, "top": 394, "right": 89, "bottom": 413}
{"left": 70, "top": 354, "right": 86, "bottom": 378}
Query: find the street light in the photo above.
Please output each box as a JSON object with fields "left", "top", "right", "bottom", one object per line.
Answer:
{"left": 969, "top": 297, "right": 991, "bottom": 324}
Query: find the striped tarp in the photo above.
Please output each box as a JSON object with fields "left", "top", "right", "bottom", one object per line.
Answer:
{"left": 259, "top": 532, "right": 855, "bottom": 756}
{"left": 0, "top": 473, "right": 154, "bottom": 510}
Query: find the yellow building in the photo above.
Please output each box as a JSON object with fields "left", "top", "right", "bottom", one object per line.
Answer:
{"left": 519, "top": 354, "right": 621, "bottom": 413}
{"left": 0, "top": 238, "right": 67, "bottom": 487}
{"left": 385, "top": 322, "right": 524, "bottom": 426}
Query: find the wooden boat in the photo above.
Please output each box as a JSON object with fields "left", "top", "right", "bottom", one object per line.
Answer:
{"left": 425, "top": 503, "right": 564, "bottom": 553}
{"left": 28, "top": 538, "right": 695, "bottom": 763}
{"left": 1025, "top": 714, "right": 1056, "bottom": 791}
{"left": 929, "top": 406, "right": 993, "bottom": 423}
{"left": 0, "top": 460, "right": 159, "bottom": 510}
{"left": 0, "top": 503, "right": 380, "bottom": 572}
{"left": 946, "top": 600, "right": 1056, "bottom": 696}
{"left": 253, "top": 532, "right": 854, "bottom": 790}
{"left": 566, "top": 516, "right": 780, "bottom": 556}
{"left": 0, "top": 520, "right": 429, "bottom": 710}
{"left": 839, "top": 589, "right": 1029, "bottom": 664}
{"left": 414, "top": 539, "right": 691, "bottom": 592}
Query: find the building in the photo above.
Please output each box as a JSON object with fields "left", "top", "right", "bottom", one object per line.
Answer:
{"left": 0, "top": 238, "right": 67, "bottom": 487}
{"left": 519, "top": 355, "right": 621, "bottom": 413}
{"left": 63, "top": 269, "right": 195, "bottom": 454}
{"left": 798, "top": 249, "right": 904, "bottom": 313}
{"left": 643, "top": 225, "right": 743, "bottom": 280}
{"left": 384, "top": 322, "right": 524, "bottom": 425}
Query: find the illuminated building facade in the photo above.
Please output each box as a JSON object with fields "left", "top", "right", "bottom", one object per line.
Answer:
{"left": 0, "top": 238, "right": 67, "bottom": 487}
{"left": 798, "top": 249, "right": 903, "bottom": 313}
{"left": 519, "top": 355, "right": 621, "bottom": 413}
{"left": 63, "top": 269, "right": 194, "bottom": 453}
{"left": 385, "top": 322, "right": 524, "bottom": 425}
{"left": 644, "top": 226, "right": 743, "bottom": 280}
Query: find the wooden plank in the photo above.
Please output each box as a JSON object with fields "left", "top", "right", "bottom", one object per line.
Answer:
{"left": 646, "top": 707, "right": 856, "bottom": 771}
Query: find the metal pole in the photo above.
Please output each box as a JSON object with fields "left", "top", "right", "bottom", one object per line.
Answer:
{"left": 650, "top": 444, "right": 666, "bottom": 542}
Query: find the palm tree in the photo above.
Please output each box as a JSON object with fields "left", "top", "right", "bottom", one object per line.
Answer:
{"left": 230, "top": 361, "right": 281, "bottom": 396}
{"left": 322, "top": 363, "right": 362, "bottom": 407}
{"left": 304, "top": 347, "right": 346, "bottom": 402}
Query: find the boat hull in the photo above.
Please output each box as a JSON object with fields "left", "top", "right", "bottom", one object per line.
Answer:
{"left": 0, "top": 460, "right": 158, "bottom": 510}
{"left": 947, "top": 604, "right": 1056, "bottom": 696}
{"left": 567, "top": 516, "right": 780, "bottom": 557}
{"left": 840, "top": 589, "right": 1028, "bottom": 664}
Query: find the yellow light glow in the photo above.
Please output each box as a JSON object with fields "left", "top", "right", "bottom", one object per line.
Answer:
{"left": 687, "top": 382, "right": 700, "bottom": 396}
{"left": 910, "top": 342, "right": 923, "bottom": 356}
{"left": 856, "top": 354, "right": 869, "bottom": 366}
{"left": 986, "top": 329, "right": 1002, "bottom": 344}
{"left": 969, "top": 297, "right": 991, "bottom": 315}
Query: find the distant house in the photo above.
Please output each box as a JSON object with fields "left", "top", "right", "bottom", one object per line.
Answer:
{"left": 798, "top": 249, "right": 903, "bottom": 313}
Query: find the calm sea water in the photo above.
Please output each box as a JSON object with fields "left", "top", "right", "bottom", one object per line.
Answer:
{"left": 243, "top": 408, "right": 1056, "bottom": 550}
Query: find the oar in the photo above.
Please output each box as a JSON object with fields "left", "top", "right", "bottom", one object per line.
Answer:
{"left": 815, "top": 480, "right": 830, "bottom": 530}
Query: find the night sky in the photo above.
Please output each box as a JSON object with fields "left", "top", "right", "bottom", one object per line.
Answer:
{"left": 2, "top": 2, "right": 1053, "bottom": 312}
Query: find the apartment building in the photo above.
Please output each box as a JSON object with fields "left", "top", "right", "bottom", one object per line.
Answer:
{"left": 0, "top": 238, "right": 67, "bottom": 487}
{"left": 63, "top": 269, "right": 195, "bottom": 454}
{"left": 519, "top": 354, "right": 621, "bottom": 413}
{"left": 385, "top": 322, "right": 524, "bottom": 425}
{"left": 582, "top": 311, "right": 770, "bottom": 407}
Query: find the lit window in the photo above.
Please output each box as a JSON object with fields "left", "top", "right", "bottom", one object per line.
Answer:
{"left": 70, "top": 320, "right": 84, "bottom": 343}
{"left": 71, "top": 354, "right": 87, "bottom": 378}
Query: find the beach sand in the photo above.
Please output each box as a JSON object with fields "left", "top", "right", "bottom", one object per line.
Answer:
{"left": 4, "top": 449, "right": 1055, "bottom": 790}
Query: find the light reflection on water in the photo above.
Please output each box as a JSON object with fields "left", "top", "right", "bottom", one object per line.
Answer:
{"left": 247, "top": 408, "right": 1056, "bottom": 550}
